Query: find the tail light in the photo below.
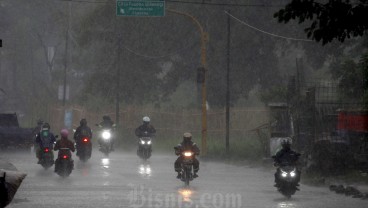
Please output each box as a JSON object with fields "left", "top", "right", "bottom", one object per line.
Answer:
{"left": 62, "top": 155, "right": 68, "bottom": 159}
{"left": 83, "top": 137, "right": 89, "bottom": 142}
{"left": 44, "top": 148, "right": 49, "bottom": 153}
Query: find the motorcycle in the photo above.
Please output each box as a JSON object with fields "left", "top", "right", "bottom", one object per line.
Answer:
{"left": 55, "top": 148, "right": 74, "bottom": 177}
{"left": 76, "top": 136, "right": 92, "bottom": 162}
{"left": 274, "top": 163, "right": 300, "bottom": 198}
{"left": 99, "top": 129, "right": 113, "bottom": 156}
{"left": 137, "top": 131, "right": 152, "bottom": 160}
{"left": 39, "top": 147, "right": 54, "bottom": 169}
{"left": 179, "top": 151, "right": 195, "bottom": 186}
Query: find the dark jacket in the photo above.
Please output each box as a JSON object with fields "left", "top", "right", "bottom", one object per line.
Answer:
{"left": 54, "top": 137, "right": 75, "bottom": 157}
{"left": 99, "top": 119, "right": 114, "bottom": 129}
{"left": 175, "top": 140, "right": 200, "bottom": 156}
{"left": 273, "top": 148, "right": 299, "bottom": 166}
{"left": 73, "top": 125, "right": 92, "bottom": 141}
{"left": 135, "top": 124, "right": 156, "bottom": 137}
{"left": 35, "top": 130, "right": 56, "bottom": 149}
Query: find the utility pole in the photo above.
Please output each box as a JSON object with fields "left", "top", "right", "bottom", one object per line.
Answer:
{"left": 115, "top": 17, "right": 121, "bottom": 126}
{"left": 226, "top": 10, "right": 231, "bottom": 154}
{"left": 116, "top": 34, "right": 121, "bottom": 126}
{"left": 63, "top": 1, "right": 71, "bottom": 106}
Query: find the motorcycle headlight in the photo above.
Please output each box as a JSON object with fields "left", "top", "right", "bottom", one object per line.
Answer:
{"left": 290, "top": 170, "right": 296, "bottom": 177}
{"left": 147, "top": 140, "right": 152, "bottom": 145}
{"left": 141, "top": 140, "right": 146, "bottom": 144}
{"left": 184, "top": 152, "right": 193, "bottom": 157}
{"left": 102, "top": 131, "right": 111, "bottom": 139}
{"left": 281, "top": 171, "right": 288, "bottom": 178}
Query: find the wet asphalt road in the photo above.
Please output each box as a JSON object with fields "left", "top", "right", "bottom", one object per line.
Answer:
{"left": 1, "top": 149, "right": 367, "bottom": 208}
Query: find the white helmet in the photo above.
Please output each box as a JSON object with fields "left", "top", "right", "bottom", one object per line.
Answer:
{"left": 143, "top": 116, "right": 150, "bottom": 122}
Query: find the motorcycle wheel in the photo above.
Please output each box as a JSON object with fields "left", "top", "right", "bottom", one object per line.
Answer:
{"left": 279, "top": 185, "right": 296, "bottom": 198}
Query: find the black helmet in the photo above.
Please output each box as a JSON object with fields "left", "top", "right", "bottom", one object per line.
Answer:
{"left": 37, "top": 119, "right": 44, "bottom": 125}
{"left": 103, "top": 115, "right": 111, "bottom": 121}
{"left": 80, "top": 118, "right": 87, "bottom": 126}
{"left": 183, "top": 132, "right": 192, "bottom": 142}
{"left": 42, "top": 123, "right": 50, "bottom": 129}
{"left": 281, "top": 139, "right": 291, "bottom": 149}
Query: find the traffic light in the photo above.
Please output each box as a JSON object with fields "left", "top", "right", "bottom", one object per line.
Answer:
{"left": 197, "top": 67, "right": 205, "bottom": 83}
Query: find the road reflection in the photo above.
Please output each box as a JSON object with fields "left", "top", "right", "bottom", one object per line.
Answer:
{"left": 138, "top": 164, "right": 152, "bottom": 178}
{"left": 178, "top": 188, "right": 193, "bottom": 203}
{"left": 76, "top": 160, "right": 91, "bottom": 177}
{"left": 277, "top": 201, "right": 297, "bottom": 208}
{"left": 101, "top": 158, "right": 110, "bottom": 168}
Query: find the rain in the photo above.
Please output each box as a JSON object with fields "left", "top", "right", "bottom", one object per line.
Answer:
{"left": 1, "top": 0, "right": 368, "bottom": 208}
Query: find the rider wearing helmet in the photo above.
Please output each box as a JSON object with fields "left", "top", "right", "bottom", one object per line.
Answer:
{"left": 74, "top": 118, "right": 93, "bottom": 154}
{"left": 174, "top": 132, "right": 200, "bottom": 179}
{"left": 99, "top": 115, "right": 114, "bottom": 129}
{"left": 35, "top": 122, "right": 56, "bottom": 164}
{"left": 54, "top": 129, "right": 75, "bottom": 172}
{"left": 272, "top": 138, "right": 301, "bottom": 187}
{"left": 32, "top": 119, "right": 44, "bottom": 159}
{"left": 135, "top": 116, "right": 156, "bottom": 137}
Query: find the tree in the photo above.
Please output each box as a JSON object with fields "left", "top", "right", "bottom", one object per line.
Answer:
{"left": 330, "top": 53, "right": 368, "bottom": 104}
{"left": 274, "top": 0, "right": 368, "bottom": 45}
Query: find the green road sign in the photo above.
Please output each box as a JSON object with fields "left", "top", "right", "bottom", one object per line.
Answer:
{"left": 116, "top": 0, "right": 165, "bottom": 17}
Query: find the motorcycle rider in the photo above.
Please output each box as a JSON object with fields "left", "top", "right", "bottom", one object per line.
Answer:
{"left": 135, "top": 116, "right": 156, "bottom": 137}
{"left": 35, "top": 123, "right": 56, "bottom": 164}
{"left": 97, "top": 115, "right": 115, "bottom": 150}
{"left": 99, "top": 115, "right": 114, "bottom": 129}
{"left": 135, "top": 116, "right": 156, "bottom": 156}
{"left": 73, "top": 118, "right": 93, "bottom": 156}
{"left": 273, "top": 138, "right": 301, "bottom": 187}
{"left": 54, "top": 129, "right": 75, "bottom": 172}
{"left": 174, "top": 132, "right": 200, "bottom": 179}
{"left": 32, "top": 119, "right": 44, "bottom": 136}
{"left": 32, "top": 119, "right": 44, "bottom": 159}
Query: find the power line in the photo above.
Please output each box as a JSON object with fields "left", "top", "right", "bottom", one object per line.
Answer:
{"left": 225, "top": 11, "right": 313, "bottom": 42}
{"left": 167, "top": 0, "right": 285, "bottom": 7}
{"left": 58, "top": 0, "right": 285, "bottom": 7}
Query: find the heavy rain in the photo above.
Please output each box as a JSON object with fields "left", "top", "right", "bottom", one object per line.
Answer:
{"left": 0, "top": 0, "right": 368, "bottom": 208}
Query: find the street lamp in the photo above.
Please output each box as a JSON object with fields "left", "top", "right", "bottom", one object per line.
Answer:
{"left": 167, "top": 8, "right": 209, "bottom": 155}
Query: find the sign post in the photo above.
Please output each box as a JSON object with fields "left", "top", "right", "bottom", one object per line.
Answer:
{"left": 116, "top": 0, "right": 165, "bottom": 17}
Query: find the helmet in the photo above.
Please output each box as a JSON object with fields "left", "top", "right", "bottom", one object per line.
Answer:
{"left": 143, "top": 116, "right": 150, "bottom": 123}
{"left": 281, "top": 138, "right": 291, "bottom": 149}
{"left": 37, "top": 119, "right": 44, "bottom": 125}
{"left": 42, "top": 123, "right": 50, "bottom": 130}
{"left": 103, "top": 115, "right": 111, "bottom": 121}
{"left": 60, "top": 129, "right": 69, "bottom": 138}
{"left": 80, "top": 118, "right": 87, "bottom": 126}
{"left": 183, "top": 132, "right": 192, "bottom": 142}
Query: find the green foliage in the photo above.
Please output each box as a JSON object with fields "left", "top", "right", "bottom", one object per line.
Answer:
{"left": 330, "top": 53, "right": 368, "bottom": 104}
{"left": 274, "top": 0, "right": 368, "bottom": 45}
{"left": 259, "top": 85, "right": 288, "bottom": 105}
